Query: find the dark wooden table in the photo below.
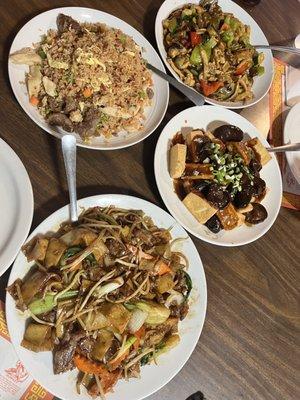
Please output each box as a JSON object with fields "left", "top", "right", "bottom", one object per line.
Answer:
{"left": 0, "top": 1, "right": 299, "bottom": 399}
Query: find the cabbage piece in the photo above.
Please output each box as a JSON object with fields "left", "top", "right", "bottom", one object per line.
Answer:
{"left": 27, "top": 65, "right": 42, "bottom": 98}
{"left": 10, "top": 47, "right": 41, "bottom": 65}
{"left": 42, "top": 76, "right": 57, "bottom": 97}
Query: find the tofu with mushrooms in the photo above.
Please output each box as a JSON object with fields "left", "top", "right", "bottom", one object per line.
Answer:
{"left": 183, "top": 192, "right": 217, "bottom": 224}
{"left": 169, "top": 144, "right": 187, "bottom": 179}
{"left": 247, "top": 137, "right": 272, "bottom": 166}
{"left": 216, "top": 203, "right": 240, "bottom": 230}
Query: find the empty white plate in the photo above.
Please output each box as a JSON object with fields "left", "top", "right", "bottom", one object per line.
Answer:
{"left": 6, "top": 194, "right": 207, "bottom": 400}
{"left": 284, "top": 102, "right": 300, "bottom": 184}
{"left": 8, "top": 7, "right": 169, "bottom": 150}
{"left": 0, "top": 139, "right": 33, "bottom": 276}
{"left": 154, "top": 106, "right": 282, "bottom": 246}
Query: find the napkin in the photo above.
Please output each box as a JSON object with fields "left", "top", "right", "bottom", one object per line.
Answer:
{"left": 0, "top": 300, "right": 53, "bottom": 400}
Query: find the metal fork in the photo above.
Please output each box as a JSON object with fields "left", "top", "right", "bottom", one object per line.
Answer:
{"left": 146, "top": 63, "right": 205, "bottom": 106}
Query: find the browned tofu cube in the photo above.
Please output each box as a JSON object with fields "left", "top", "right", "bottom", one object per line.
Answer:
{"left": 185, "top": 129, "right": 204, "bottom": 145}
{"left": 217, "top": 203, "right": 240, "bottom": 230}
{"left": 247, "top": 137, "right": 272, "bottom": 166}
{"left": 183, "top": 192, "right": 217, "bottom": 224}
{"left": 227, "top": 142, "right": 251, "bottom": 165}
{"left": 100, "top": 303, "right": 131, "bottom": 334}
{"left": 169, "top": 144, "right": 187, "bottom": 178}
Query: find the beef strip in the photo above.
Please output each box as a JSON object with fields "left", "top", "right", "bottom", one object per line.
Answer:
{"left": 75, "top": 108, "right": 99, "bottom": 138}
{"left": 53, "top": 330, "right": 85, "bottom": 374}
{"left": 57, "top": 14, "right": 81, "bottom": 35}
{"left": 77, "top": 336, "right": 95, "bottom": 357}
{"left": 64, "top": 97, "right": 78, "bottom": 114}
{"left": 144, "top": 318, "right": 178, "bottom": 347}
{"left": 170, "top": 302, "right": 189, "bottom": 320}
{"left": 87, "top": 266, "right": 107, "bottom": 281}
{"left": 105, "top": 238, "right": 127, "bottom": 257}
{"left": 132, "top": 228, "right": 160, "bottom": 247}
{"left": 47, "top": 113, "right": 74, "bottom": 132}
{"left": 48, "top": 97, "right": 64, "bottom": 113}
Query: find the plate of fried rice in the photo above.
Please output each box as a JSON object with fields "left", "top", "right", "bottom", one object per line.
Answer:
{"left": 8, "top": 7, "right": 169, "bottom": 150}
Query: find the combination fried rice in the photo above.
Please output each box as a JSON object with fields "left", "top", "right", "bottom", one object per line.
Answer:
{"left": 10, "top": 14, "right": 154, "bottom": 140}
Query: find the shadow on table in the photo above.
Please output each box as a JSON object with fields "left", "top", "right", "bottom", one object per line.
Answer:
{"left": 142, "top": 3, "right": 159, "bottom": 46}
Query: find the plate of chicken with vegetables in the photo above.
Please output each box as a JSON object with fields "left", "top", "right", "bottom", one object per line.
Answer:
{"left": 155, "top": 0, "right": 273, "bottom": 108}
{"left": 154, "top": 106, "right": 282, "bottom": 246}
{"left": 6, "top": 194, "right": 207, "bottom": 400}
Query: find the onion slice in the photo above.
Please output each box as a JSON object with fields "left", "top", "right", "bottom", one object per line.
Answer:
{"left": 127, "top": 308, "right": 148, "bottom": 333}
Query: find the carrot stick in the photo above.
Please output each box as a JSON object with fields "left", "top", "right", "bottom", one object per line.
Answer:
{"left": 29, "top": 95, "right": 39, "bottom": 106}
{"left": 83, "top": 87, "right": 93, "bottom": 98}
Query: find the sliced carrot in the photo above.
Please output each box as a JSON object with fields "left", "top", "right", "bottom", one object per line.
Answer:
{"left": 155, "top": 259, "right": 172, "bottom": 276}
{"left": 108, "top": 349, "right": 129, "bottom": 370}
{"left": 138, "top": 249, "right": 154, "bottom": 261}
{"left": 74, "top": 354, "right": 121, "bottom": 393}
{"left": 83, "top": 87, "right": 93, "bottom": 98}
{"left": 29, "top": 95, "right": 39, "bottom": 106}
{"left": 220, "top": 23, "right": 230, "bottom": 31}
{"left": 101, "top": 369, "right": 121, "bottom": 393}
{"left": 235, "top": 60, "right": 251, "bottom": 75}
{"left": 74, "top": 354, "right": 107, "bottom": 375}
{"left": 133, "top": 326, "right": 146, "bottom": 350}
{"left": 199, "top": 80, "right": 224, "bottom": 97}
{"left": 190, "top": 31, "right": 202, "bottom": 46}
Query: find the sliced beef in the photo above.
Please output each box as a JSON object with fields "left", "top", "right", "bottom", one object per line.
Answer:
{"left": 77, "top": 337, "right": 95, "bottom": 357}
{"left": 144, "top": 318, "right": 178, "bottom": 347}
{"left": 105, "top": 238, "right": 127, "bottom": 257}
{"left": 48, "top": 97, "right": 64, "bottom": 113}
{"left": 133, "top": 229, "right": 159, "bottom": 247}
{"left": 146, "top": 87, "right": 154, "bottom": 99}
{"left": 87, "top": 266, "right": 107, "bottom": 281}
{"left": 75, "top": 108, "right": 99, "bottom": 138}
{"left": 53, "top": 330, "right": 85, "bottom": 374}
{"left": 170, "top": 302, "right": 189, "bottom": 320}
{"left": 40, "top": 310, "right": 56, "bottom": 323}
{"left": 64, "top": 97, "right": 78, "bottom": 114}
{"left": 57, "top": 14, "right": 81, "bottom": 35}
{"left": 47, "top": 113, "right": 74, "bottom": 132}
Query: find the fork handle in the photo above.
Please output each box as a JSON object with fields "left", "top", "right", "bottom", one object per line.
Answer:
{"left": 254, "top": 45, "right": 300, "bottom": 55}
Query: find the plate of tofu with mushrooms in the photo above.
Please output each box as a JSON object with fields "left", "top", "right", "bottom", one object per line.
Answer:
{"left": 154, "top": 105, "right": 282, "bottom": 246}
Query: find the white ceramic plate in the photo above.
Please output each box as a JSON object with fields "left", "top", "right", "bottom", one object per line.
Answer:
{"left": 6, "top": 194, "right": 207, "bottom": 400}
{"left": 154, "top": 106, "right": 282, "bottom": 246}
{"left": 283, "top": 102, "right": 300, "bottom": 184}
{"left": 0, "top": 139, "right": 33, "bottom": 276}
{"left": 155, "top": 0, "right": 274, "bottom": 109}
{"left": 8, "top": 7, "right": 169, "bottom": 150}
